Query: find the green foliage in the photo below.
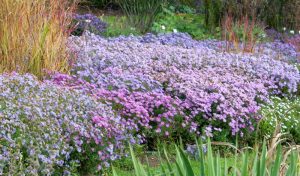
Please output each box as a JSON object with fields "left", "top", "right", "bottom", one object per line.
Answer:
{"left": 152, "top": 7, "right": 216, "bottom": 40}
{"left": 114, "top": 139, "right": 300, "bottom": 176}
{"left": 101, "top": 16, "right": 141, "bottom": 37}
{"left": 261, "top": 0, "right": 300, "bottom": 31}
{"left": 203, "top": 0, "right": 224, "bottom": 32}
{"left": 231, "top": 22, "right": 266, "bottom": 43}
{"left": 260, "top": 97, "right": 300, "bottom": 143}
{"left": 116, "top": 0, "right": 165, "bottom": 33}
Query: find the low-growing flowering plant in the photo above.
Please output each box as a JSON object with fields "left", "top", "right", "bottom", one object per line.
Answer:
{"left": 66, "top": 32, "right": 300, "bottom": 138}
{"left": 0, "top": 73, "right": 135, "bottom": 174}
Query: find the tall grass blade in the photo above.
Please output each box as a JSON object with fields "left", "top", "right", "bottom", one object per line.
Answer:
{"left": 163, "top": 146, "right": 174, "bottom": 176}
{"left": 286, "top": 150, "right": 298, "bottom": 176}
{"left": 158, "top": 149, "right": 167, "bottom": 176}
{"left": 195, "top": 137, "right": 205, "bottom": 176}
{"left": 224, "top": 158, "right": 228, "bottom": 176}
{"left": 129, "top": 143, "right": 147, "bottom": 176}
{"left": 260, "top": 140, "right": 267, "bottom": 176}
{"left": 270, "top": 145, "right": 282, "bottom": 176}
{"left": 241, "top": 152, "right": 248, "bottom": 176}
{"left": 207, "top": 138, "right": 215, "bottom": 176}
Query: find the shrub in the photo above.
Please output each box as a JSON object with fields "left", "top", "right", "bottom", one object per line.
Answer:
{"left": 195, "top": 0, "right": 299, "bottom": 35}
{"left": 0, "top": 0, "right": 75, "bottom": 77}
{"left": 152, "top": 7, "right": 215, "bottom": 40}
{"left": 261, "top": 0, "right": 300, "bottom": 31}
{"left": 116, "top": 0, "right": 165, "bottom": 33}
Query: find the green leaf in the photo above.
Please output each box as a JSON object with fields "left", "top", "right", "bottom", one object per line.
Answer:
{"left": 260, "top": 141, "right": 267, "bottom": 176}
{"left": 207, "top": 138, "right": 215, "bottom": 176}
{"left": 112, "top": 166, "right": 119, "bottom": 176}
{"left": 163, "top": 146, "right": 175, "bottom": 176}
{"left": 270, "top": 145, "right": 282, "bottom": 176}
{"left": 241, "top": 153, "right": 248, "bottom": 176}
{"left": 129, "top": 143, "right": 147, "bottom": 176}
{"left": 195, "top": 138, "right": 205, "bottom": 176}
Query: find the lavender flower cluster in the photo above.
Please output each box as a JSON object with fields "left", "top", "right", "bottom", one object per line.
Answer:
{"left": 66, "top": 32, "right": 300, "bottom": 137}
{"left": 0, "top": 73, "right": 134, "bottom": 174}
{"left": 51, "top": 73, "right": 186, "bottom": 137}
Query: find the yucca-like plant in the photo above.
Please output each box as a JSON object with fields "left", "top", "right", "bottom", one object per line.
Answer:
{"left": 115, "top": 138, "right": 299, "bottom": 176}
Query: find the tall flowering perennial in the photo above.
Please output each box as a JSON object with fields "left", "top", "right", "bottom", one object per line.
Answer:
{"left": 67, "top": 32, "right": 300, "bottom": 136}
{"left": 0, "top": 73, "right": 134, "bottom": 174}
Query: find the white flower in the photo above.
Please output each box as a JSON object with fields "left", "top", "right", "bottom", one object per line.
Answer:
{"left": 261, "top": 33, "right": 266, "bottom": 38}
{"left": 290, "top": 30, "right": 295, "bottom": 34}
{"left": 85, "top": 20, "right": 91, "bottom": 23}
{"left": 173, "top": 29, "right": 178, "bottom": 33}
{"left": 161, "top": 25, "right": 166, "bottom": 30}
{"left": 283, "top": 27, "right": 286, "bottom": 31}
{"left": 299, "top": 30, "right": 300, "bottom": 34}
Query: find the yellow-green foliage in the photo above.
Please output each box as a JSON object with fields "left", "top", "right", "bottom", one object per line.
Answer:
{"left": 0, "top": 0, "right": 75, "bottom": 77}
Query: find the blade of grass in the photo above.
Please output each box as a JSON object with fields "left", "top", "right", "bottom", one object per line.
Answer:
{"left": 129, "top": 143, "right": 147, "bottom": 176}
{"left": 177, "top": 146, "right": 195, "bottom": 176}
{"left": 163, "top": 145, "right": 175, "bottom": 176}
{"left": 270, "top": 145, "right": 282, "bottom": 176}
{"left": 260, "top": 140, "right": 267, "bottom": 176}
{"left": 195, "top": 137, "right": 205, "bottom": 176}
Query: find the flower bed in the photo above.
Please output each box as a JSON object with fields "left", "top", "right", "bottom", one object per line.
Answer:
{"left": 1, "top": 32, "right": 299, "bottom": 173}
{"left": 65, "top": 32, "right": 299, "bottom": 137}
{"left": 0, "top": 73, "right": 134, "bottom": 174}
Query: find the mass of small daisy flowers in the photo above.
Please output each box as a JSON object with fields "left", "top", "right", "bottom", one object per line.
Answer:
{"left": 1, "top": 17, "right": 300, "bottom": 174}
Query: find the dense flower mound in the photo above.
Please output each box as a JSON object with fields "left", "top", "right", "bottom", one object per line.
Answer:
{"left": 70, "top": 32, "right": 299, "bottom": 92}
{"left": 0, "top": 73, "right": 134, "bottom": 174}
{"left": 66, "top": 32, "right": 300, "bottom": 136}
{"left": 51, "top": 73, "right": 187, "bottom": 136}
{"left": 260, "top": 41, "right": 299, "bottom": 63}
{"left": 109, "top": 32, "right": 300, "bottom": 63}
